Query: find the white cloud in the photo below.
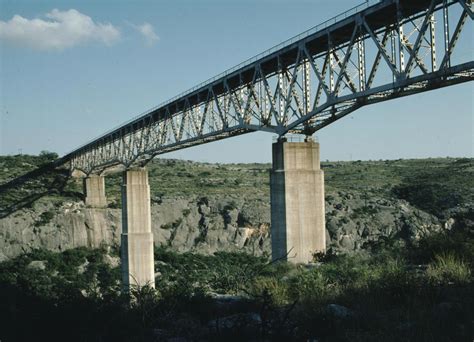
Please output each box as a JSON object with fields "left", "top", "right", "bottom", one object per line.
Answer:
{"left": 0, "top": 9, "right": 120, "bottom": 51}
{"left": 135, "top": 22, "right": 159, "bottom": 46}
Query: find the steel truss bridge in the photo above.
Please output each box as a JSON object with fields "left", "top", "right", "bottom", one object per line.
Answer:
{"left": 65, "top": 0, "right": 474, "bottom": 174}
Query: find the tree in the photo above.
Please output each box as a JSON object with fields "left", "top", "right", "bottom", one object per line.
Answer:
{"left": 39, "top": 150, "right": 58, "bottom": 161}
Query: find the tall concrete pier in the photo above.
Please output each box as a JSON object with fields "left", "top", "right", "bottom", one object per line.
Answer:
{"left": 121, "top": 168, "right": 155, "bottom": 291}
{"left": 270, "top": 138, "right": 326, "bottom": 263}
{"left": 83, "top": 175, "right": 107, "bottom": 208}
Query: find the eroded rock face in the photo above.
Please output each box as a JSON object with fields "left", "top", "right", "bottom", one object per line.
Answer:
{"left": 324, "top": 191, "right": 444, "bottom": 252}
{"left": 154, "top": 196, "right": 271, "bottom": 256}
{"left": 0, "top": 190, "right": 459, "bottom": 260}
{"left": 0, "top": 201, "right": 121, "bottom": 260}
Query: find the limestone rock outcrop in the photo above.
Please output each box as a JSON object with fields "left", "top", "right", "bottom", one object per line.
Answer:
{"left": 0, "top": 190, "right": 462, "bottom": 260}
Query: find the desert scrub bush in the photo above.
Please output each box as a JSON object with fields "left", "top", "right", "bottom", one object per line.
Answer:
{"left": 222, "top": 200, "right": 238, "bottom": 212}
{"left": 411, "top": 227, "right": 474, "bottom": 265}
{"left": 338, "top": 216, "right": 349, "bottom": 224}
{"left": 426, "top": 253, "right": 471, "bottom": 285}
{"left": 130, "top": 283, "right": 161, "bottom": 317}
{"left": 319, "top": 253, "right": 374, "bottom": 289}
{"left": 362, "top": 257, "right": 417, "bottom": 308}
{"left": 0, "top": 247, "right": 119, "bottom": 304}
{"left": 288, "top": 269, "right": 334, "bottom": 305}
{"left": 161, "top": 218, "right": 183, "bottom": 230}
{"left": 34, "top": 211, "right": 55, "bottom": 227}
{"left": 392, "top": 183, "right": 462, "bottom": 217}
{"left": 350, "top": 205, "right": 379, "bottom": 219}
{"left": 250, "top": 276, "right": 290, "bottom": 306}
{"left": 154, "top": 247, "right": 269, "bottom": 294}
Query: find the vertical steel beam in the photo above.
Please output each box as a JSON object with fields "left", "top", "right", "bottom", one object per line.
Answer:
{"left": 278, "top": 56, "right": 285, "bottom": 125}
{"left": 391, "top": 29, "right": 398, "bottom": 82}
{"left": 328, "top": 34, "right": 335, "bottom": 94}
{"left": 358, "top": 36, "right": 366, "bottom": 91}
{"left": 443, "top": 0, "right": 451, "bottom": 68}
{"left": 430, "top": 13, "right": 438, "bottom": 71}
{"left": 397, "top": 1, "right": 406, "bottom": 74}
{"left": 440, "top": 10, "right": 469, "bottom": 69}
{"left": 303, "top": 55, "right": 311, "bottom": 115}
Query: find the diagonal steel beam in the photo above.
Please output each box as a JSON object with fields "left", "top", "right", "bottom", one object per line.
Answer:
{"left": 363, "top": 19, "right": 400, "bottom": 77}
{"left": 405, "top": 0, "right": 437, "bottom": 72}
{"left": 440, "top": 9, "right": 470, "bottom": 69}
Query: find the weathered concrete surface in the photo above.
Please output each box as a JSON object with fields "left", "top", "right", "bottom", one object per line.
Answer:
{"left": 270, "top": 139, "right": 326, "bottom": 263}
{"left": 121, "top": 168, "right": 155, "bottom": 290}
{"left": 83, "top": 175, "right": 107, "bottom": 208}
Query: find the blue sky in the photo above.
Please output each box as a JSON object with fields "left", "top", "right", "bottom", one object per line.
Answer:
{"left": 0, "top": 0, "right": 472, "bottom": 163}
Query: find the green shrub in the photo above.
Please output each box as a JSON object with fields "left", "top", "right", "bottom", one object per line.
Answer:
{"left": 34, "top": 211, "right": 55, "bottom": 227}
{"left": 319, "top": 253, "right": 373, "bottom": 289}
{"left": 392, "top": 183, "right": 462, "bottom": 217}
{"left": 427, "top": 253, "right": 471, "bottom": 285}
{"left": 250, "top": 276, "right": 289, "bottom": 305}
{"left": 350, "top": 205, "right": 379, "bottom": 219}
{"left": 223, "top": 200, "right": 238, "bottom": 211}
{"left": 154, "top": 247, "right": 269, "bottom": 295}
{"left": 161, "top": 218, "right": 183, "bottom": 230}
{"left": 338, "top": 216, "right": 349, "bottom": 224}
{"left": 365, "top": 257, "right": 416, "bottom": 307}
{"left": 39, "top": 150, "right": 59, "bottom": 161}
{"left": 288, "top": 269, "right": 333, "bottom": 304}
{"left": 411, "top": 227, "right": 474, "bottom": 265}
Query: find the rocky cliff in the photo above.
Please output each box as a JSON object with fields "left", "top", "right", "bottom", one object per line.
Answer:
{"left": 1, "top": 156, "right": 472, "bottom": 260}
{"left": 0, "top": 189, "right": 459, "bottom": 261}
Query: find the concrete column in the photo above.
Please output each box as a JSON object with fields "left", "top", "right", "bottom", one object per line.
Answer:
{"left": 121, "top": 168, "right": 155, "bottom": 291}
{"left": 270, "top": 138, "right": 326, "bottom": 263}
{"left": 83, "top": 175, "right": 107, "bottom": 208}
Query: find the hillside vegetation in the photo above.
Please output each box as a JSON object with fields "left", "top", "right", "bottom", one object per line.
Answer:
{"left": 0, "top": 154, "right": 473, "bottom": 340}
{"left": 2, "top": 154, "right": 472, "bottom": 217}
{"left": 1, "top": 230, "right": 473, "bottom": 341}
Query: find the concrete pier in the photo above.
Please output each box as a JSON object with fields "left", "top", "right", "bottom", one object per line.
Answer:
{"left": 121, "top": 168, "right": 155, "bottom": 291}
{"left": 83, "top": 175, "right": 107, "bottom": 208}
{"left": 270, "top": 138, "right": 326, "bottom": 263}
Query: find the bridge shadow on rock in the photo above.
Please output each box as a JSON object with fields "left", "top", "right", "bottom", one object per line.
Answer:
{"left": 0, "top": 162, "right": 83, "bottom": 219}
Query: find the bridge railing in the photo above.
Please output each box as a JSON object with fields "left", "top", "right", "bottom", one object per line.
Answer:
{"left": 64, "top": 0, "right": 380, "bottom": 158}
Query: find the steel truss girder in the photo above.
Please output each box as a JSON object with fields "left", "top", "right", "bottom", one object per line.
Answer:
{"left": 67, "top": 0, "right": 473, "bottom": 174}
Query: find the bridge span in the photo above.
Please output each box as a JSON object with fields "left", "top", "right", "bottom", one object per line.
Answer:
{"left": 58, "top": 0, "right": 473, "bottom": 291}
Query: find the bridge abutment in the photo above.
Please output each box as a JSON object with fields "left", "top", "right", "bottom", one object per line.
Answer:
{"left": 121, "top": 168, "right": 155, "bottom": 292}
{"left": 83, "top": 175, "right": 107, "bottom": 208}
{"left": 270, "top": 138, "right": 326, "bottom": 263}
